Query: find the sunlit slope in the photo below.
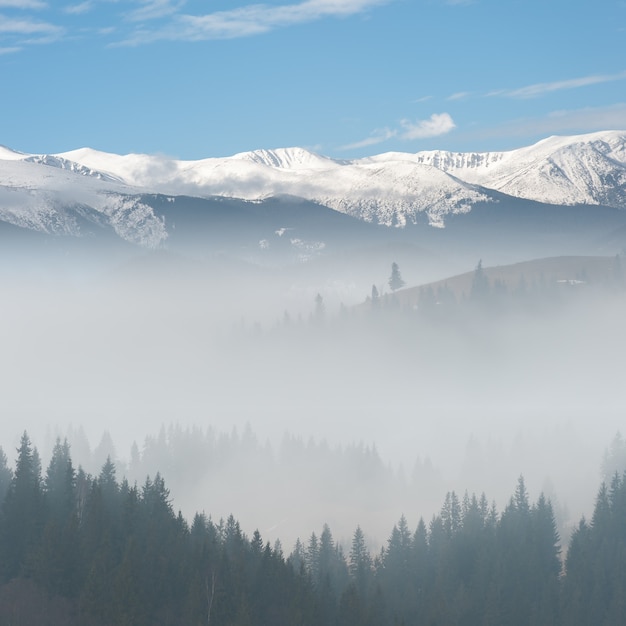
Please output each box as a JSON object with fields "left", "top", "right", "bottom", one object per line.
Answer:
{"left": 367, "top": 130, "right": 626, "bottom": 208}
{"left": 57, "top": 130, "right": 626, "bottom": 224}
{"left": 382, "top": 255, "right": 622, "bottom": 305}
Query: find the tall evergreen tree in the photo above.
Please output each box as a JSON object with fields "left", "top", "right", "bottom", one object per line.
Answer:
{"left": 44, "top": 438, "right": 76, "bottom": 523}
{"left": 35, "top": 438, "right": 80, "bottom": 597}
{"left": 602, "top": 432, "right": 626, "bottom": 484}
{"left": 370, "top": 285, "right": 380, "bottom": 307}
{"left": 470, "top": 258, "right": 490, "bottom": 301}
{"left": 1, "top": 431, "right": 44, "bottom": 580}
{"left": 306, "top": 532, "right": 320, "bottom": 581}
{"left": 288, "top": 537, "right": 307, "bottom": 575}
{"left": 388, "top": 262, "right": 406, "bottom": 292}
{"left": 314, "top": 293, "right": 325, "bottom": 323}
{"left": 349, "top": 525, "right": 372, "bottom": 596}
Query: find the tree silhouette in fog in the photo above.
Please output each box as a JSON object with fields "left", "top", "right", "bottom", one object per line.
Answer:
{"left": 0, "top": 432, "right": 625, "bottom": 625}
{"left": 388, "top": 262, "right": 405, "bottom": 292}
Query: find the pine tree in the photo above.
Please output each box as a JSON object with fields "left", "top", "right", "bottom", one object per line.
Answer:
{"left": 529, "top": 494, "right": 561, "bottom": 624}
{"left": 388, "top": 262, "right": 406, "bottom": 292}
{"left": 381, "top": 515, "right": 414, "bottom": 622}
{"left": 514, "top": 475, "right": 530, "bottom": 515}
{"left": 288, "top": 537, "right": 307, "bottom": 575}
{"left": 250, "top": 529, "right": 264, "bottom": 557}
{"left": 601, "top": 432, "right": 626, "bottom": 484}
{"left": 470, "top": 259, "right": 490, "bottom": 301}
{"left": 441, "top": 491, "right": 462, "bottom": 537}
{"left": 349, "top": 525, "right": 372, "bottom": 596}
{"left": 35, "top": 438, "right": 80, "bottom": 597}
{"left": 371, "top": 285, "right": 379, "bottom": 308}
{"left": 306, "top": 532, "right": 320, "bottom": 581}
{"left": 44, "top": 437, "right": 76, "bottom": 523}
{"left": 1, "top": 431, "right": 44, "bottom": 580}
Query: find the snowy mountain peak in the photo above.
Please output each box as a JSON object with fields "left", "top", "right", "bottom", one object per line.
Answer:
{"left": 0, "top": 145, "right": 29, "bottom": 161}
{"left": 0, "top": 130, "right": 625, "bottom": 246}
{"left": 232, "top": 147, "right": 340, "bottom": 170}
{"left": 360, "top": 130, "right": 626, "bottom": 208}
{"left": 24, "top": 154, "right": 123, "bottom": 183}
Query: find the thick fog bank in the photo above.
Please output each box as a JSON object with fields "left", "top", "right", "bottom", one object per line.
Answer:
{"left": 1, "top": 253, "right": 624, "bottom": 548}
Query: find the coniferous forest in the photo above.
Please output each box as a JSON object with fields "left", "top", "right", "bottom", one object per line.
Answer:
{"left": 0, "top": 432, "right": 625, "bottom": 625}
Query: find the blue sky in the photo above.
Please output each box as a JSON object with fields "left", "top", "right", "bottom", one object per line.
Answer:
{"left": 1, "top": 0, "right": 625, "bottom": 159}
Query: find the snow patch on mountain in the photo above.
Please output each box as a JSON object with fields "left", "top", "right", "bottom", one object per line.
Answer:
{"left": 0, "top": 159, "right": 167, "bottom": 247}
{"left": 100, "top": 195, "right": 168, "bottom": 248}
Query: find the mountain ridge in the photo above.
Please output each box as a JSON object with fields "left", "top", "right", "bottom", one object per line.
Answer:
{"left": 52, "top": 130, "right": 626, "bottom": 220}
{"left": 0, "top": 131, "right": 625, "bottom": 260}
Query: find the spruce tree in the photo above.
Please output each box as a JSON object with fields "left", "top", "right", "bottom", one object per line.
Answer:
{"left": 388, "top": 262, "right": 405, "bottom": 292}
{"left": 349, "top": 525, "right": 372, "bottom": 596}
{"left": 1, "top": 431, "right": 44, "bottom": 580}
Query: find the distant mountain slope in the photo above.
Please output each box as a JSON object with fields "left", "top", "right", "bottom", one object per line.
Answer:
{"left": 0, "top": 131, "right": 625, "bottom": 267}
{"left": 384, "top": 255, "right": 621, "bottom": 306}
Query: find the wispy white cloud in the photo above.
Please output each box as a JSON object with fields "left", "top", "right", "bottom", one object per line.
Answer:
{"left": 413, "top": 95, "right": 432, "bottom": 103}
{"left": 0, "top": 44, "right": 20, "bottom": 52}
{"left": 127, "top": 0, "right": 186, "bottom": 23}
{"left": 399, "top": 113, "right": 456, "bottom": 139}
{"left": 447, "top": 91, "right": 470, "bottom": 101}
{"left": 473, "top": 103, "right": 626, "bottom": 141}
{"left": 532, "top": 103, "right": 626, "bottom": 134}
{"left": 0, "top": 0, "right": 46, "bottom": 8}
{"left": 22, "top": 31, "right": 64, "bottom": 43}
{"left": 490, "top": 71, "right": 626, "bottom": 99}
{"left": 120, "top": 0, "right": 390, "bottom": 44}
{"left": 63, "top": 1, "right": 94, "bottom": 15}
{"left": 0, "top": 14, "right": 61, "bottom": 34}
{"left": 341, "top": 113, "right": 456, "bottom": 150}
{"left": 341, "top": 127, "right": 397, "bottom": 150}
{"left": 546, "top": 103, "right": 626, "bottom": 126}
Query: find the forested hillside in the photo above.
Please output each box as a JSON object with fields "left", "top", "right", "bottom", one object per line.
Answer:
{"left": 0, "top": 433, "right": 625, "bottom": 625}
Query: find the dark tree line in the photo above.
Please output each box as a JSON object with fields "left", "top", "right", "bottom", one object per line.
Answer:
{"left": 0, "top": 432, "right": 625, "bottom": 625}
{"left": 289, "top": 479, "right": 561, "bottom": 626}
{"left": 0, "top": 433, "right": 316, "bottom": 625}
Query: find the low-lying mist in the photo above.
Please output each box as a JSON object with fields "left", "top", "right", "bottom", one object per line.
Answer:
{"left": 1, "top": 249, "right": 625, "bottom": 549}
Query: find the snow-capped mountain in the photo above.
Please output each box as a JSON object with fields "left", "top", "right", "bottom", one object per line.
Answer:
{"left": 56, "top": 130, "right": 626, "bottom": 222}
{"left": 369, "top": 131, "right": 626, "bottom": 208}
{"left": 0, "top": 155, "right": 167, "bottom": 247}
{"left": 52, "top": 146, "right": 489, "bottom": 228}
{"left": 0, "top": 131, "right": 625, "bottom": 254}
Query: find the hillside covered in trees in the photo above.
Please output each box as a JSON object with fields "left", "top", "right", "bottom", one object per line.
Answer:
{"left": 0, "top": 432, "right": 625, "bottom": 625}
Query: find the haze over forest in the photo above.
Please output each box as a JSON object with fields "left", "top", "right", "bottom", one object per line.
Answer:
{"left": 1, "top": 129, "right": 626, "bottom": 624}
{"left": 2, "top": 0, "right": 626, "bottom": 618}
{"left": 0, "top": 130, "right": 625, "bottom": 549}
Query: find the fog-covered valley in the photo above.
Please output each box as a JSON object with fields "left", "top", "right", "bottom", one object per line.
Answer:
{"left": 2, "top": 132, "right": 626, "bottom": 623}
{"left": 2, "top": 243, "right": 625, "bottom": 552}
